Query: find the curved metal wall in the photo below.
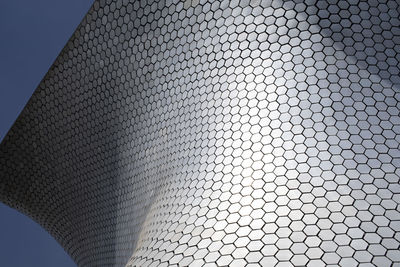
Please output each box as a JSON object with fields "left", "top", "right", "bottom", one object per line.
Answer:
{"left": 1, "top": 0, "right": 400, "bottom": 266}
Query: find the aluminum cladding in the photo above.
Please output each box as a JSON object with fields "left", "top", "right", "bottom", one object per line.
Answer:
{"left": 0, "top": 0, "right": 400, "bottom": 266}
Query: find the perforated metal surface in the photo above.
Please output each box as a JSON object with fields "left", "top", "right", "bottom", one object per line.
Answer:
{"left": 1, "top": 0, "right": 400, "bottom": 266}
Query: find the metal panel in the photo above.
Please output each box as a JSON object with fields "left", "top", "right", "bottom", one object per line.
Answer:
{"left": 1, "top": 0, "right": 399, "bottom": 266}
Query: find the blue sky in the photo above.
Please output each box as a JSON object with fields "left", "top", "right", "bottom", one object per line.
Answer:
{"left": 0, "top": 0, "right": 94, "bottom": 266}
{"left": 0, "top": 204, "right": 76, "bottom": 267}
{"left": 0, "top": 0, "right": 94, "bottom": 141}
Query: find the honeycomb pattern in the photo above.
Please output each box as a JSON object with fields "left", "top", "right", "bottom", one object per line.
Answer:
{"left": 0, "top": 0, "right": 400, "bottom": 266}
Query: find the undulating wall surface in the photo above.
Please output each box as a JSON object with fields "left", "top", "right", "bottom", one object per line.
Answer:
{"left": 1, "top": 0, "right": 400, "bottom": 266}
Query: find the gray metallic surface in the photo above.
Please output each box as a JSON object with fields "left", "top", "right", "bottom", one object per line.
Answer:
{"left": 1, "top": 0, "right": 400, "bottom": 266}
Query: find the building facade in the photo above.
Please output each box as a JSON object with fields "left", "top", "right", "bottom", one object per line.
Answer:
{"left": 1, "top": 0, "right": 400, "bottom": 266}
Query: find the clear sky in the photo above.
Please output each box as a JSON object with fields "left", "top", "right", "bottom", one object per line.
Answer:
{"left": 0, "top": 204, "right": 76, "bottom": 267}
{"left": 0, "top": 0, "right": 94, "bottom": 266}
{"left": 0, "top": 0, "right": 94, "bottom": 141}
